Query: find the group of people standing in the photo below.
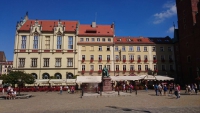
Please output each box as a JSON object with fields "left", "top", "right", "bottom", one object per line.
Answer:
{"left": 3, "top": 86, "right": 17, "bottom": 100}
{"left": 185, "top": 83, "right": 198, "bottom": 95}
{"left": 59, "top": 86, "right": 75, "bottom": 94}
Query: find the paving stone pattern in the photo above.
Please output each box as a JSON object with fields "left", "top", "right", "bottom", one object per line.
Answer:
{"left": 0, "top": 90, "right": 200, "bottom": 113}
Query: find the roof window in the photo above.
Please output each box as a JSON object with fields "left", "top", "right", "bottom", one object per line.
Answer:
{"left": 86, "top": 29, "right": 97, "bottom": 33}
{"left": 137, "top": 39, "right": 142, "bottom": 42}
{"left": 127, "top": 39, "right": 132, "bottom": 42}
{"left": 117, "top": 39, "right": 121, "bottom": 41}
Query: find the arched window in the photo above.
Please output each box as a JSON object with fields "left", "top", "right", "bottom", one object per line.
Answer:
{"left": 66, "top": 73, "right": 73, "bottom": 79}
{"left": 32, "top": 73, "right": 38, "bottom": 79}
{"left": 42, "top": 73, "right": 50, "bottom": 79}
{"left": 54, "top": 73, "right": 62, "bottom": 79}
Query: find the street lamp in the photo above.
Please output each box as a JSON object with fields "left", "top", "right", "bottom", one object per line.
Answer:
{"left": 18, "top": 78, "right": 21, "bottom": 95}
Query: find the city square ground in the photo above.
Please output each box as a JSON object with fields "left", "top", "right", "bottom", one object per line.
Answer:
{"left": 0, "top": 90, "right": 200, "bottom": 113}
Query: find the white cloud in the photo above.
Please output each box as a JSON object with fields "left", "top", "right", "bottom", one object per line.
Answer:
{"left": 167, "top": 26, "right": 174, "bottom": 33}
{"left": 153, "top": 2, "right": 177, "bottom": 24}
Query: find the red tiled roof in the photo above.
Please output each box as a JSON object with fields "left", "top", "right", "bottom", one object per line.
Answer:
{"left": 18, "top": 20, "right": 78, "bottom": 32}
{"left": 78, "top": 24, "right": 114, "bottom": 37}
{"left": 1, "top": 61, "right": 13, "bottom": 65}
{"left": 77, "top": 42, "right": 113, "bottom": 45}
{"left": 114, "top": 37, "right": 154, "bottom": 44}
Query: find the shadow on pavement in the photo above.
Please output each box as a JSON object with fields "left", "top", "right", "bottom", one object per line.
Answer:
{"left": 106, "top": 106, "right": 151, "bottom": 113}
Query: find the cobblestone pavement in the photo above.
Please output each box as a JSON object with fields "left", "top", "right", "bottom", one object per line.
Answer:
{"left": 0, "top": 90, "right": 200, "bottom": 113}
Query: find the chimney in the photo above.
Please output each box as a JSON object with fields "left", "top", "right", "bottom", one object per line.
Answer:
{"left": 92, "top": 22, "right": 96, "bottom": 28}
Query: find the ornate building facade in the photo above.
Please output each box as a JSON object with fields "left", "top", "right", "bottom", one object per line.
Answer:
{"left": 13, "top": 13, "right": 176, "bottom": 80}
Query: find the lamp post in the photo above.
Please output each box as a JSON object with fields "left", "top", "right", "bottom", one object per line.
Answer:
{"left": 18, "top": 78, "right": 21, "bottom": 95}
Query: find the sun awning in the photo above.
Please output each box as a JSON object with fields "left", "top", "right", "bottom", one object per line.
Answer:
{"left": 110, "top": 76, "right": 141, "bottom": 81}
{"left": 76, "top": 76, "right": 102, "bottom": 83}
{"left": 155, "top": 76, "right": 174, "bottom": 81}
{"left": 35, "top": 79, "right": 49, "bottom": 84}
{"left": 0, "top": 80, "right": 3, "bottom": 84}
{"left": 49, "top": 79, "right": 66, "bottom": 84}
{"left": 66, "top": 79, "right": 76, "bottom": 85}
{"left": 139, "top": 75, "right": 156, "bottom": 80}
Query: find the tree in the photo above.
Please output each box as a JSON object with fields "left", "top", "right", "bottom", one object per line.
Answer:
{"left": 0, "top": 71, "right": 35, "bottom": 94}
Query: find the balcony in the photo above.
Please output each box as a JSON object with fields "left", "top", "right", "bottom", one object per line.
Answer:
{"left": 154, "top": 69, "right": 158, "bottom": 73}
{"left": 90, "top": 69, "right": 94, "bottom": 74}
{"left": 144, "top": 58, "right": 148, "bottom": 63}
{"left": 123, "top": 70, "right": 126, "bottom": 73}
{"left": 90, "top": 58, "right": 94, "bottom": 63}
{"left": 137, "top": 59, "right": 141, "bottom": 63}
{"left": 81, "top": 58, "right": 85, "bottom": 63}
{"left": 161, "top": 59, "right": 165, "bottom": 63}
{"left": 123, "top": 59, "right": 126, "bottom": 63}
{"left": 116, "top": 69, "right": 119, "bottom": 72}
{"left": 116, "top": 59, "right": 119, "bottom": 62}
{"left": 98, "top": 58, "right": 102, "bottom": 62}
{"left": 98, "top": 70, "right": 102, "bottom": 74}
{"left": 81, "top": 70, "right": 85, "bottom": 74}
{"left": 153, "top": 59, "right": 157, "bottom": 63}
{"left": 137, "top": 70, "right": 141, "bottom": 73}
{"left": 129, "top": 59, "right": 134, "bottom": 63}
{"left": 145, "top": 69, "right": 148, "bottom": 72}
{"left": 170, "top": 69, "right": 174, "bottom": 72}
{"left": 107, "top": 58, "right": 110, "bottom": 62}
{"left": 169, "top": 59, "right": 173, "bottom": 63}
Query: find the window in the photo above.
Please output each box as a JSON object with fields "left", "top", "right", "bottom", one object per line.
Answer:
{"left": 138, "top": 55, "right": 141, "bottom": 60}
{"left": 68, "top": 36, "right": 73, "bottom": 49}
{"left": 144, "top": 55, "right": 148, "bottom": 60}
{"left": 19, "top": 58, "right": 25, "bottom": 67}
{"left": 82, "top": 65, "right": 85, "bottom": 70}
{"left": 108, "top": 38, "right": 111, "bottom": 42}
{"left": 169, "top": 55, "right": 172, "bottom": 60}
{"left": 107, "top": 65, "right": 110, "bottom": 71}
{"left": 31, "top": 58, "right": 37, "bottom": 67}
{"left": 122, "top": 46, "right": 126, "bottom": 51}
{"left": 129, "top": 46, "right": 133, "bottom": 51}
{"left": 99, "top": 55, "right": 102, "bottom": 60}
{"left": 107, "top": 46, "right": 110, "bottom": 51}
{"left": 145, "top": 65, "right": 148, "bottom": 70}
{"left": 44, "top": 58, "right": 49, "bottom": 67}
{"left": 130, "top": 65, "right": 134, "bottom": 70}
{"left": 67, "top": 58, "right": 73, "bottom": 67}
{"left": 82, "top": 55, "right": 85, "bottom": 60}
{"left": 102, "top": 38, "right": 105, "bottom": 42}
{"left": 57, "top": 36, "right": 62, "bottom": 49}
{"left": 115, "top": 46, "right": 118, "bottom": 51}
{"left": 129, "top": 55, "right": 134, "bottom": 60}
{"left": 138, "top": 65, "right": 141, "bottom": 70}
{"left": 92, "top": 38, "right": 95, "bottom": 42}
{"left": 137, "top": 46, "right": 140, "bottom": 51}
{"left": 45, "top": 36, "right": 50, "bottom": 49}
{"left": 154, "top": 65, "right": 157, "bottom": 70}
{"left": 161, "top": 55, "right": 165, "bottom": 60}
{"left": 21, "top": 36, "right": 26, "bottom": 49}
{"left": 99, "top": 65, "right": 102, "bottom": 70}
{"left": 168, "top": 47, "right": 172, "bottom": 51}
{"left": 153, "top": 55, "right": 156, "bottom": 60}
{"left": 90, "top": 65, "right": 94, "bottom": 70}
{"left": 99, "top": 46, "right": 102, "bottom": 51}
{"left": 107, "top": 55, "right": 110, "bottom": 60}
{"left": 115, "top": 55, "right": 119, "bottom": 60}
{"left": 162, "top": 65, "right": 165, "bottom": 71}
{"left": 123, "top": 65, "right": 126, "bottom": 70}
{"left": 170, "top": 65, "right": 173, "bottom": 71}
{"left": 187, "top": 56, "right": 191, "bottom": 62}
{"left": 90, "top": 55, "right": 94, "bottom": 60}
{"left": 97, "top": 38, "right": 100, "bottom": 42}
{"left": 33, "top": 35, "right": 39, "bottom": 49}
{"left": 80, "top": 38, "right": 84, "bottom": 42}
{"left": 116, "top": 65, "right": 119, "bottom": 70}
{"left": 160, "top": 47, "right": 164, "bottom": 51}
{"left": 86, "top": 38, "right": 89, "bottom": 41}
{"left": 55, "top": 58, "right": 61, "bottom": 67}
{"left": 144, "top": 47, "right": 147, "bottom": 51}
{"left": 123, "top": 55, "right": 126, "bottom": 60}
{"left": 152, "top": 46, "right": 156, "bottom": 51}
{"left": 176, "top": 46, "right": 179, "bottom": 51}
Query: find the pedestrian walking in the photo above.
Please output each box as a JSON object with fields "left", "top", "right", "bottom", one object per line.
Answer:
{"left": 60, "top": 86, "right": 63, "bottom": 95}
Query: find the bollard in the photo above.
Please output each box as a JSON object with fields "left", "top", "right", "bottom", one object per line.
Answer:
{"left": 135, "top": 89, "right": 137, "bottom": 95}
{"left": 81, "top": 89, "right": 84, "bottom": 98}
{"left": 118, "top": 89, "right": 120, "bottom": 95}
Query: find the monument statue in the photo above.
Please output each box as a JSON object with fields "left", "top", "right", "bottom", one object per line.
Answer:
{"left": 102, "top": 65, "right": 110, "bottom": 78}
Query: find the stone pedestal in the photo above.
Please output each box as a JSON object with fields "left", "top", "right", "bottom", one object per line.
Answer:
{"left": 102, "top": 77, "right": 112, "bottom": 92}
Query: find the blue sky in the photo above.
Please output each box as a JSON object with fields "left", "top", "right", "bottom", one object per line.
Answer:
{"left": 0, "top": 0, "right": 177, "bottom": 61}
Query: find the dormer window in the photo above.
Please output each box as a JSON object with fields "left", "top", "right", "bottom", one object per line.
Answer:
{"left": 117, "top": 38, "right": 121, "bottom": 41}
{"left": 97, "top": 38, "right": 100, "bottom": 42}
{"left": 137, "top": 39, "right": 142, "bottom": 42}
{"left": 127, "top": 39, "right": 132, "bottom": 42}
{"left": 86, "top": 38, "right": 89, "bottom": 42}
